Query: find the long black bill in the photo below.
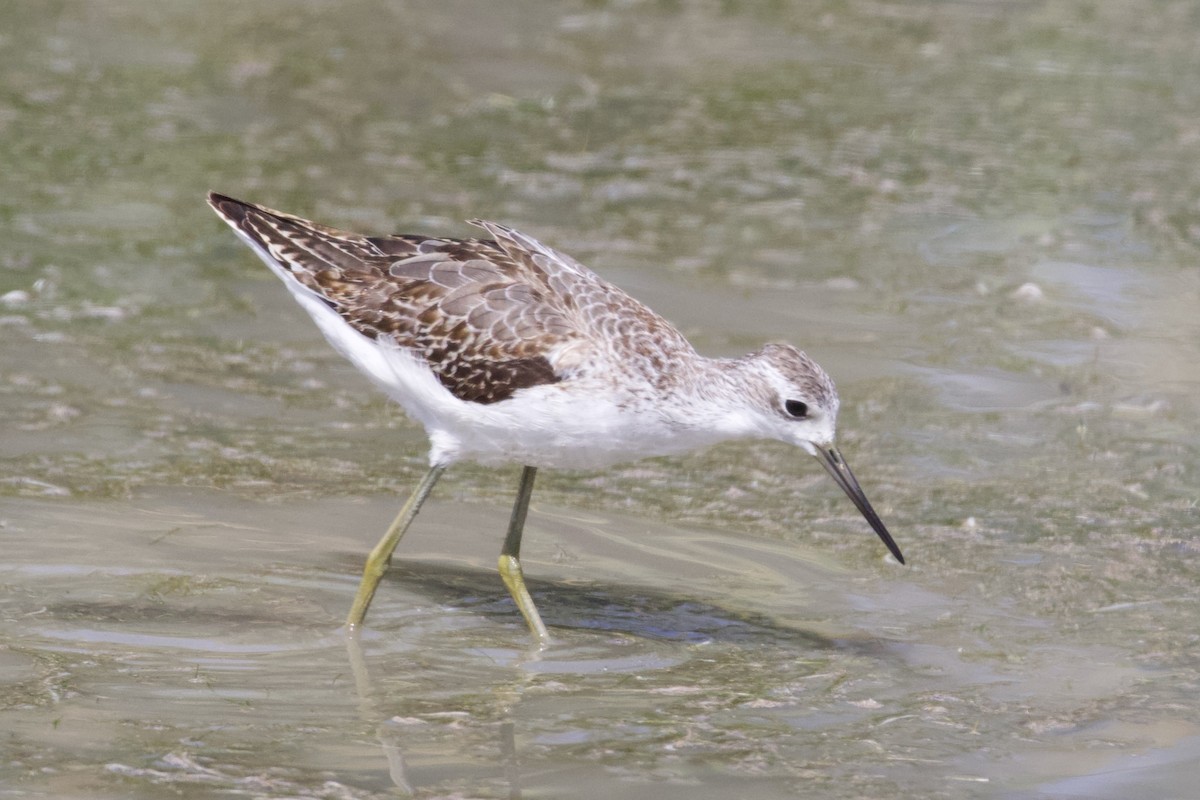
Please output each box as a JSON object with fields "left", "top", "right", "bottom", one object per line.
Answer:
{"left": 815, "top": 446, "right": 905, "bottom": 564}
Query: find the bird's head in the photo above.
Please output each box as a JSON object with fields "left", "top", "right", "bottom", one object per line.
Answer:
{"left": 750, "top": 343, "right": 905, "bottom": 565}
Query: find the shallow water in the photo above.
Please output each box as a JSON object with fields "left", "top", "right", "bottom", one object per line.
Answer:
{"left": 2, "top": 1, "right": 1199, "bottom": 797}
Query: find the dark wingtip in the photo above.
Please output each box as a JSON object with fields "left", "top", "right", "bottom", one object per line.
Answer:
{"left": 207, "top": 191, "right": 249, "bottom": 224}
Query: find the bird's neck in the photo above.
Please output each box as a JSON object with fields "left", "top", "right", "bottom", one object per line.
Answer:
{"left": 662, "top": 352, "right": 774, "bottom": 441}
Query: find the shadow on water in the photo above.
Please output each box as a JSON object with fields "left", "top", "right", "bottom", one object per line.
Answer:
{"left": 40, "top": 556, "right": 899, "bottom": 657}
{"left": 371, "top": 560, "right": 866, "bottom": 649}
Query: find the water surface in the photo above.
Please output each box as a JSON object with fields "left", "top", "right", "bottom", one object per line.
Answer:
{"left": 2, "top": 1, "right": 1198, "bottom": 797}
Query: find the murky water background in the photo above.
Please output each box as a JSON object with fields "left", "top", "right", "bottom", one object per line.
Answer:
{"left": 3, "top": 1, "right": 1198, "bottom": 797}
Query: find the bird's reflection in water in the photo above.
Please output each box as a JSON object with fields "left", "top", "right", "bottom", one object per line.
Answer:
{"left": 344, "top": 631, "right": 535, "bottom": 798}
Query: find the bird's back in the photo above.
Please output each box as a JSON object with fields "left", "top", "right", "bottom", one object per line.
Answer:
{"left": 207, "top": 194, "right": 695, "bottom": 407}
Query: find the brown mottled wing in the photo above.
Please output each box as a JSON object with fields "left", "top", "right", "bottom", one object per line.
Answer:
{"left": 207, "top": 193, "right": 577, "bottom": 404}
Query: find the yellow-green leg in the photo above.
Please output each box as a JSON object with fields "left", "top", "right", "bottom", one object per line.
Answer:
{"left": 498, "top": 466, "right": 549, "bottom": 641}
{"left": 346, "top": 465, "right": 445, "bottom": 631}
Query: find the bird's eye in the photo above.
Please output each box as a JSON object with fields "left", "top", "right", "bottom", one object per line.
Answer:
{"left": 784, "top": 400, "right": 808, "bottom": 419}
